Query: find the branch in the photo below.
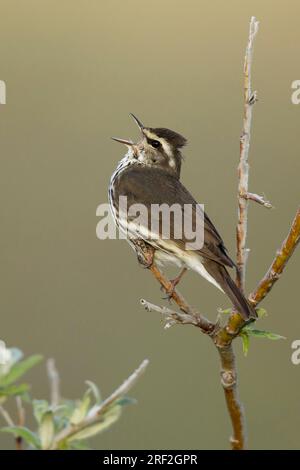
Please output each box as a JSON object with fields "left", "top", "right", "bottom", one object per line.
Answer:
{"left": 0, "top": 399, "right": 25, "bottom": 450}
{"left": 215, "top": 207, "right": 300, "bottom": 346}
{"left": 133, "top": 239, "right": 215, "bottom": 334}
{"left": 15, "top": 396, "right": 25, "bottom": 450}
{"left": 249, "top": 207, "right": 300, "bottom": 305}
{"left": 241, "top": 191, "right": 272, "bottom": 209}
{"left": 0, "top": 405, "right": 14, "bottom": 427}
{"left": 214, "top": 17, "right": 259, "bottom": 449}
{"left": 47, "top": 358, "right": 60, "bottom": 408}
{"left": 148, "top": 264, "right": 214, "bottom": 333}
{"left": 51, "top": 359, "right": 149, "bottom": 449}
{"left": 218, "top": 345, "right": 246, "bottom": 449}
{"left": 215, "top": 208, "right": 300, "bottom": 447}
{"left": 140, "top": 298, "right": 218, "bottom": 332}
{"left": 236, "top": 16, "right": 259, "bottom": 292}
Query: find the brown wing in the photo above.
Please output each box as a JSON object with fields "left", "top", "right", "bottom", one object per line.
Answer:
{"left": 114, "top": 164, "right": 235, "bottom": 268}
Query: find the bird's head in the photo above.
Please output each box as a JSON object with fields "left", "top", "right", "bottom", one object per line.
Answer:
{"left": 112, "top": 114, "right": 187, "bottom": 178}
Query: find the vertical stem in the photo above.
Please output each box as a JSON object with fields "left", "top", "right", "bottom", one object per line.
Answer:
{"left": 15, "top": 396, "right": 25, "bottom": 450}
{"left": 47, "top": 358, "right": 60, "bottom": 408}
{"left": 218, "top": 345, "right": 246, "bottom": 449}
{"left": 236, "top": 17, "right": 259, "bottom": 292}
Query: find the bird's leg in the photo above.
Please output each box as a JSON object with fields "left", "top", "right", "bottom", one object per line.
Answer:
{"left": 133, "top": 239, "right": 155, "bottom": 268}
{"left": 133, "top": 240, "right": 186, "bottom": 300}
{"left": 164, "top": 267, "right": 188, "bottom": 299}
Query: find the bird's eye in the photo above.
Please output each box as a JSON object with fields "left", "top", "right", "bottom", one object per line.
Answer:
{"left": 151, "top": 140, "right": 160, "bottom": 148}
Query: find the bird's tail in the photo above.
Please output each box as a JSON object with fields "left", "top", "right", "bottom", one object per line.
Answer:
{"left": 202, "top": 260, "right": 257, "bottom": 320}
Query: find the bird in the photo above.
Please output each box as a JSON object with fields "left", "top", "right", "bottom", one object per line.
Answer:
{"left": 109, "top": 114, "right": 257, "bottom": 320}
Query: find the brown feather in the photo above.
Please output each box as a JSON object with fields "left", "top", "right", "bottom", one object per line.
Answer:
{"left": 113, "top": 164, "right": 235, "bottom": 268}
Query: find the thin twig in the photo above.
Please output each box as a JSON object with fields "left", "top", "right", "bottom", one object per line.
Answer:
{"left": 249, "top": 207, "right": 300, "bottom": 305}
{"left": 133, "top": 238, "right": 215, "bottom": 334}
{"left": 88, "top": 359, "right": 149, "bottom": 414}
{"left": 0, "top": 405, "right": 14, "bottom": 427}
{"left": 140, "top": 299, "right": 215, "bottom": 331}
{"left": 236, "top": 16, "right": 259, "bottom": 292}
{"left": 150, "top": 265, "right": 192, "bottom": 315}
{"left": 50, "top": 359, "right": 149, "bottom": 449}
{"left": 215, "top": 207, "right": 300, "bottom": 346}
{"left": 140, "top": 294, "right": 246, "bottom": 448}
{"left": 47, "top": 358, "right": 60, "bottom": 408}
{"left": 241, "top": 191, "right": 272, "bottom": 208}
{"left": 149, "top": 265, "right": 214, "bottom": 333}
{"left": 15, "top": 396, "right": 25, "bottom": 450}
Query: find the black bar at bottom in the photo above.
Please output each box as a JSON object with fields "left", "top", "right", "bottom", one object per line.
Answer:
{"left": 0, "top": 449, "right": 295, "bottom": 465}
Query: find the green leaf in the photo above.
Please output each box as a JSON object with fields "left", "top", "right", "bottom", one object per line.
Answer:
{"left": 0, "top": 355, "right": 43, "bottom": 387}
{"left": 68, "top": 422, "right": 107, "bottom": 442}
{"left": 33, "top": 399, "right": 50, "bottom": 424}
{"left": 0, "top": 383, "right": 29, "bottom": 397}
{"left": 55, "top": 400, "right": 76, "bottom": 420}
{"left": 70, "top": 393, "right": 91, "bottom": 425}
{"left": 68, "top": 405, "right": 122, "bottom": 442}
{"left": 85, "top": 380, "right": 101, "bottom": 404}
{"left": 240, "top": 332, "right": 250, "bottom": 356}
{"left": 256, "top": 308, "right": 267, "bottom": 319}
{"left": 115, "top": 397, "right": 137, "bottom": 407}
{"left": 39, "top": 411, "right": 55, "bottom": 450}
{"left": 1, "top": 426, "right": 41, "bottom": 449}
{"left": 243, "top": 327, "right": 285, "bottom": 340}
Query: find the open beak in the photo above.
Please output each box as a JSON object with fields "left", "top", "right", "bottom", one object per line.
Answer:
{"left": 130, "top": 113, "right": 144, "bottom": 132}
{"left": 111, "top": 137, "right": 135, "bottom": 148}
{"left": 111, "top": 113, "right": 145, "bottom": 150}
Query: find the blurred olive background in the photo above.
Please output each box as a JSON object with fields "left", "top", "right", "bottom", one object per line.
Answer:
{"left": 0, "top": 0, "right": 299, "bottom": 450}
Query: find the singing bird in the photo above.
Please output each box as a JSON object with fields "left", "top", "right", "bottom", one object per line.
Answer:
{"left": 109, "top": 114, "right": 256, "bottom": 320}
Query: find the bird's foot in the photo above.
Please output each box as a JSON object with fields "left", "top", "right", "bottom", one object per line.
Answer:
{"left": 162, "top": 268, "right": 188, "bottom": 301}
{"left": 163, "top": 279, "right": 178, "bottom": 301}
{"left": 134, "top": 239, "right": 155, "bottom": 268}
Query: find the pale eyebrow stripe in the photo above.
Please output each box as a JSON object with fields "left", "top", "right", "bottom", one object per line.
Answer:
{"left": 143, "top": 129, "right": 174, "bottom": 161}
